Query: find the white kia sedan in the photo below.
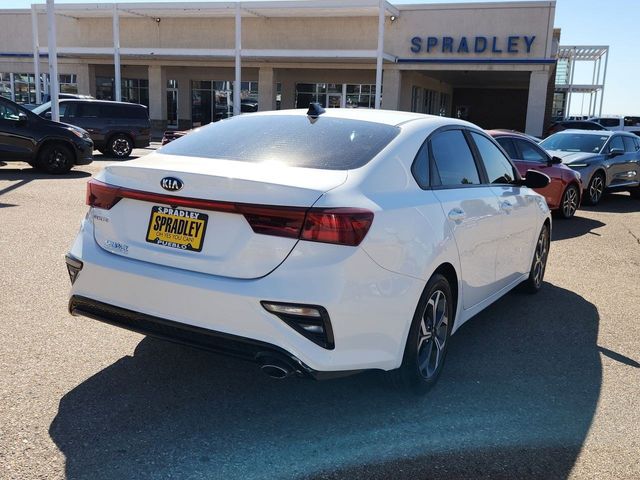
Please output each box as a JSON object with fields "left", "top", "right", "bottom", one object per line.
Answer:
{"left": 66, "top": 106, "right": 551, "bottom": 393}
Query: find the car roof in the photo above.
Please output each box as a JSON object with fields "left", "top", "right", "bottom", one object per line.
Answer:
{"left": 58, "top": 98, "right": 146, "bottom": 108}
{"left": 249, "top": 108, "right": 473, "bottom": 128}
{"left": 551, "top": 129, "right": 628, "bottom": 137}
{"left": 486, "top": 129, "right": 530, "bottom": 139}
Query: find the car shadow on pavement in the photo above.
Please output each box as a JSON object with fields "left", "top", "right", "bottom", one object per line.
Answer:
{"left": 581, "top": 192, "right": 640, "bottom": 214}
{"left": 0, "top": 168, "right": 91, "bottom": 206}
{"left": 551, "top": 214, "right": 605, "bottom": 241}
{"left": 49, "top": 283, "right": 601, "bottom": 480}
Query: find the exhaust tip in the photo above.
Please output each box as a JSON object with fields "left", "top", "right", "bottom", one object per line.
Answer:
{"left": 260, "top": 363, "right": 292, "bottom": 380}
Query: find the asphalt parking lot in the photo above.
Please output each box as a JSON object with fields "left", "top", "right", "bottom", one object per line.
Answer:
{"left": 1, "top": 147, "right": 639, "bottom": 480}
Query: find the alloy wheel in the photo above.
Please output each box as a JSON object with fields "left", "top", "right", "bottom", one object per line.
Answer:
{"left": 112, "top": 137, "right": 131, "bottom": 157}
{"left": 532, "top": 227, "right": 549, "bottom": 288}
{"left": 589, "top": 174, "right": 604, "bottom": 204}
{"left": 417, "top": 289, "right": 448, "bottom": 379}
{"left": 562, "top": 185, "right": 579, "bottom": 218}
{"left": 47, "top": 148, "right": 67, "bottom": 170}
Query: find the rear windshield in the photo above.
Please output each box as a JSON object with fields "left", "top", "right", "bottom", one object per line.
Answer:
{"left": 540, "top": 133, "right": 609, "bottom": 154}
{"left": 159, "top": 115, "right": 400, "bottom": 170}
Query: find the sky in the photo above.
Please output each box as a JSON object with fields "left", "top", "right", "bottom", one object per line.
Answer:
{"left": 4, "top": 0, "right": 638, "bottom": 115}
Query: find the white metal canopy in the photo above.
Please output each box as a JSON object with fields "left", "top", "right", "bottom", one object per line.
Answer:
{"left": 33, "top": 0, "right": 400, "bottom": 119}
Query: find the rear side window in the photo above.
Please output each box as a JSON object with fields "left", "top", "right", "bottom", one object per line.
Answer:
{"left": 79, "top": 103, "right": 99, "bottom": 118}
{"left": 495, "top": 137, "right": 518, "bottom": 159}
{"left": 470, "top": 132, "right": 516, "bottom": 184}
{"left": 160, "top": 115, "right": 400, "bottom": 170}
{"left": 429, "top": 130, "right": 480, "bottom": 186}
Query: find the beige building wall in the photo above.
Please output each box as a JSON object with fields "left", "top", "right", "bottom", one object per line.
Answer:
{"left": 0, "top": 2, "right": 556, "bottom": 134}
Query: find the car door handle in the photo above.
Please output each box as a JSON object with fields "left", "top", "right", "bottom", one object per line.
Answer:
{"left": 448, "top": 208, "right": 466, "bottom": 223}
{"left": 500, "top": 200, "right": 513, "bottom": 213}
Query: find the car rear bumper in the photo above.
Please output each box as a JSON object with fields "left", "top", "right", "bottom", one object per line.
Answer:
{"left": 67, "top": 216, "right": 425, "bottom": 374}
{"left": 68, "top": 295, "right": 356, "bottom": 380}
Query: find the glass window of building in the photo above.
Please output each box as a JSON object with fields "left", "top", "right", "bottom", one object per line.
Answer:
{"left": 95, "top": 76, "right": 148, "bottom": 106}
{"left": 191, "top": 80, "right": 258, "bottom": 127}
{"left": 1, "top": 73, "right": 12, "bottom": 100}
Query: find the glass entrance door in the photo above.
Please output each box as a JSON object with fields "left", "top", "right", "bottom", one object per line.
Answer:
{"left": 326, "top": 93, "right": 342, "bottom": 108}
{"left": 167, "top": 80, "right": 178, "bottom": 128}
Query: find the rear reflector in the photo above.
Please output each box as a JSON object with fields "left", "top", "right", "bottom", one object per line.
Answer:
{"left": 86, "top": 179, "right": 373, "bottom": 246}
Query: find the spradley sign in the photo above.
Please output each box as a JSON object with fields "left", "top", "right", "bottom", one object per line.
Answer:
{"left": 410, "top": 35, "right": 536, "bottom": 54}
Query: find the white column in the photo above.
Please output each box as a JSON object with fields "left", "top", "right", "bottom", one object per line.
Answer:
{"left": 31, "top": 6, "right": 41, "bottom": 104}
{"left": 374, "top": 0, "right": 385, "bottom": 109}
{"left": 46, "top": 0, "right": 59, "bottom": 121}
{"left": 525, "top": 70, "right": 549, "bottom": 137}
{"left": 9, "top": 73, "right": 15, "bottom": 102}
{"left": 148, "top": 65, "right": 163, "bottom": 122}
{"left": 565, "top": 47, "right": 576, "bottom": 118}
{"left": 598, "top": 49, "right": 609, "bottom": 117}
{"left": 258, "top": 67, "right": 274, "bottom": 111}
{"left": 233, "top": 4, "right": 241, "bottom": 116}
{"left": 113, "top": 4, "right": 121, "bottom": 102}
{"left": 381, "top": 69, "right": 401, "bottom": 110}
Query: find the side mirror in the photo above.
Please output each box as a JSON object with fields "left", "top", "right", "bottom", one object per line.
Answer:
{"left": 17, "top": 112, "right": 28, "bottom": 124}
{"left": 44, "top": 111, "right": 52, "bottom": 119}
{"left": 523, "top": 169, "right": 550, "bottom": 189}
{"left": 550, "top": 156, "right": 562, "bottom": 165}
{"left": 609, "top": 147, "right": 624, "bottom": 157}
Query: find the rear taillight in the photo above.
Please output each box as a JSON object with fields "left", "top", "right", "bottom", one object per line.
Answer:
{"left": 86, "top": 179, "right": 374, "bottom": 246}
{"left": 300, "top": 208, "right": 374, "bottom": 246}
{"left": 86, "top": 178, "right": 122, "bottom": 210}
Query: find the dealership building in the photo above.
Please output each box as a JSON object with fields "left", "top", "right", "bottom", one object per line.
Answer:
{"left": 0, "top": 1, "right": 559, "bottom": 135}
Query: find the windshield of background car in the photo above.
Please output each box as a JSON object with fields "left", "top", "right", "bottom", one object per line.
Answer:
{"left": 540, "top": 133, "right": 608, "bottom": 154}
{"left": 32, "top": 102, "right": 51, "bottom": 115}
{"left": 159, "top": 115, "right": 400, "bottom": 170}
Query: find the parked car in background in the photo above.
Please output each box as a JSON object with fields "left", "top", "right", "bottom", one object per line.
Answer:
{"left": 539, "top": 130, "right": 640, "bottom": 204}
{"left": 0, "top": 96, "right": 92, "bottom": 173}
{"left": 589, "top": 116, "right": 640, "bottom": 136}
{"left": 545, "top": 120, "right": 606, "bottom": 137}
{"left": 67, "top": 107, "right": 552, "bottom": 394}
{"left": 489, "top": 130, "right": 582, "bottom": 218}
{"left": 161, "top": 129, "right": 190, "bottom": 145}
{"left": 32, "top": 99, "right": 150, "bottom": 158}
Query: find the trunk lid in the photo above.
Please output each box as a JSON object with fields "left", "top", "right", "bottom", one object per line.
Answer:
{"left": 91, "top": 153, "right": 348, "bottom": 278}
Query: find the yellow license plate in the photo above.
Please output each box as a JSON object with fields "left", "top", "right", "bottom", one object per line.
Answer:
{"left": 146, "top": 206, "right": 208, "bottom": 252}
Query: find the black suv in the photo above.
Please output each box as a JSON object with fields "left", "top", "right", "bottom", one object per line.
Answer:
{"left": 0, "top": 96, "right": 93, "bottom": 174}
{"left": 33, "top": 99, "right": 150, "bottom": 158}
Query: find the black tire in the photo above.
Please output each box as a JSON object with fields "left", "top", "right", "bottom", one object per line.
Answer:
{"left": 107, "top": 134, "right": 133, "bottom": 158}
{"left": 558, "top": 183, "right": 580, "bottom": 219}
{"left": 391, "top": 274, "right": 453, "bottom": 395}
{"left": 521, "top": 223, "right": 550, "bottom": 294}
{"left": 630, "top": 187, "right": 640, "bottom": 199}
{"left": 36, "top": 143, "right": 74, "bottom": 174}
{"left": 584, "top": 171, "right": 605, "bottom": 205}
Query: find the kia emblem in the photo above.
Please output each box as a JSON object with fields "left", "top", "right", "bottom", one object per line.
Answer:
{"left": 160, "top": 177, "right": 183, "bottom": 192}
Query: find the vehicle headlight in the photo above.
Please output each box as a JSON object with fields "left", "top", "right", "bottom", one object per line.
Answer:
{"left": 69, "top": 128, "right": 90, "bottom": 140}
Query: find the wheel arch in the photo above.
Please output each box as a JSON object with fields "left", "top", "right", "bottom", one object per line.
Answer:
{"left": 431, "top": 262, "right": 460, "bottom": 334}
{"left": 106, "top": 131, "right": 135, "bottom": 147}
{"left": 35, "top": 138, "right": 78, "bottom": 164}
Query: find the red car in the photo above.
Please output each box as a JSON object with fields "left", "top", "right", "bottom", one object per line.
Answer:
{"left": 488, "top": 130, "right": 582, "bottom": 219}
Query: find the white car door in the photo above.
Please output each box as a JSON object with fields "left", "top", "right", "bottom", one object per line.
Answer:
{"left": 469, "top": 131, "right": 539, "bottom": 289}
{"left": 428, "top": 128, "right": 504, "bottom": 309}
